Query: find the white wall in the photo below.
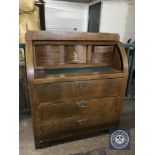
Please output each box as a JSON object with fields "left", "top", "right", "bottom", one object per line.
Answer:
{"left": 45, "top": 0, "right": 88, "bottom": 32}
{"left": 99, "top": 1, "right": 135, "bottom": 42}
{"left": 44, "top": 0, "right": 135, "bottom": 42}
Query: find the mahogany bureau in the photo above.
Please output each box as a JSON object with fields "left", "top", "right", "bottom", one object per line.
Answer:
{"left": 25, "top": 31, "right": 128, "bottom": 149}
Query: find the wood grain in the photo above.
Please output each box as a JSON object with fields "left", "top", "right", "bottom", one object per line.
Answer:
{"left": 25, "top": 31, "right": 128, "bottom": 149}
{"left": 37, "top": 97, "right": 120, "bottom": 123}
{"left": 26, "top": 31, "right": 120, "bottom": 41}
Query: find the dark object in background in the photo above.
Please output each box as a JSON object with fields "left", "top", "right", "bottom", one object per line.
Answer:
{"left": 74, "top": 27, "right": 77, "bottom": 31}
{"left": 19, "top": 1, "right": 46, "bottom": 115}
{"left": 127, "top": 38, "right": 132, "bottom": 44}
{"left": 19, "top": 44, "right": 30, "bottom": 114}
{"left": 35, "top": 0, "right": 46, "bottom": 30}
{"left": 124, "top": 39, "right": 135, "bottom": 98}
{"left": 88, "top": 2, "right": 101, "bottom": 32}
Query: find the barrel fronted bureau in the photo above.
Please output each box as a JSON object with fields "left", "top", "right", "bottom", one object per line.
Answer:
{"left": 26, "top": 31, "right": 128, "bottom": 149}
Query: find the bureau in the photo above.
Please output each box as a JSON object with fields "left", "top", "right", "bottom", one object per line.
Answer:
{"left": 25, "top": 31, "right": 128, "bottom": 149}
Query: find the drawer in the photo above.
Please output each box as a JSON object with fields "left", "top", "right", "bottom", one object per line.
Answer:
{"left": 35, "top": 78, "right": 122, "bottom": 104}
{"left": 75, "top": 78, "right": 123, "bottom": 100}
{"left": 35, "top": 82, "right": 75, "bottom": 103}
{"left": 37, "top": 97, "right": 119, "bottom": 123}
{"left": 38, "top": 113, "right": 119, "bottom": 140}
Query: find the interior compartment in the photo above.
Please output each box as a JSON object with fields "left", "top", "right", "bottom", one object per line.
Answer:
{"left": 35, "top": 45, "right": 60, "bottom": 66}
{"left": 34, "top": 66, "right": 120, "bottom": 78}
{"left": 92, "top": 46, "right": 114, "bottom": 64}
{"left": 65, "top": 45, "right": 87, "bottom": 64}
{"left": 34, "top": 43, "right": 122, "bottom": 78}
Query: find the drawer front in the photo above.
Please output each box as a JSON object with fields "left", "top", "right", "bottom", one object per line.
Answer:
{"left": 35, "top": 78, "right": 122, "bottom": 104}
{"left": 37, "top": 97, "right": 119, "bottom": 123}
{"left": 76, "top": 78, "right": 122, "bottom": 100}
{"left": 38, "top": 113, "right": 119, "bottom": 140}
{"left": 36, "top": 82, "right": 75, "bottom": 103}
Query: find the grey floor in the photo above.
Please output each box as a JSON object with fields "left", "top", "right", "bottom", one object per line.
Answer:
{"left": 19, "top": 100, "right": 135, "bottom": 155}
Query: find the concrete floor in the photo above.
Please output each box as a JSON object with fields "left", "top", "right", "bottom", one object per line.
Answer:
{"left": 19, "top": 100, "right": 135, "bottom": 155}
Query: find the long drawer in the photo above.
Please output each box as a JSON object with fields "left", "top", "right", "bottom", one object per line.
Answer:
{"left": 38, "top": 113, "right": 120, "bottom": 141}
{"left": 75, "top": 78, "right": 122, "bottom": 100}
{"left": 35, "top": 78, "right": 123, "bottom": 104}
{"left": 37, "top": 97, "right": 120, "bottom": 123}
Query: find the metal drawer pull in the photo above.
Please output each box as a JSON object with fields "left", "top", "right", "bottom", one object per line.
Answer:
{"left": 76, "top": 100, "right": 87, "bottom": 108}
{"left": 82, "top": 81, "right": 87, "bottom": 87}
{"left": 78, "top": 81, "right": 88, "bottom": 88}
{"left": 77, "top": 118, "right": 88, "bottom": 125}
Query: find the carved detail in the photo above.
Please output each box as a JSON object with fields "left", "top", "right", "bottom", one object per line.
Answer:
{"left": 78, "top": 81, "right": 88, "bottom": 88}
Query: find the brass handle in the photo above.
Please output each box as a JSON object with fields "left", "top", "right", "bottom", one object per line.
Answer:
{"left": 77, "top": 118, "right": 88, "bottom": 125}
{"left": 76, "top": 100, "right": 87, "bottom": 108}
{"left": 78, "top": 81, "right": 88, "bottom": 88}
{"left": 82, "top": 81, "right": 87, "bottom": 87}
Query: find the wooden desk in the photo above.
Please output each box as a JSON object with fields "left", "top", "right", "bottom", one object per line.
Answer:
{"left": 26, "top": 31, "right": 128, "bottom": 149}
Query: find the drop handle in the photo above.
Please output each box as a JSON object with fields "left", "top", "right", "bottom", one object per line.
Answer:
{"left": 76, "top": 100, "right": 88, "bottom": 108}
{"left": 77, "top": 118, "right": 88, "bottom": 125}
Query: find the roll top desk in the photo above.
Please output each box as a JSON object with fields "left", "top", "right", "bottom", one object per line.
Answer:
{"left": 26, "top": 31, "right": 128, "bottom": 149}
